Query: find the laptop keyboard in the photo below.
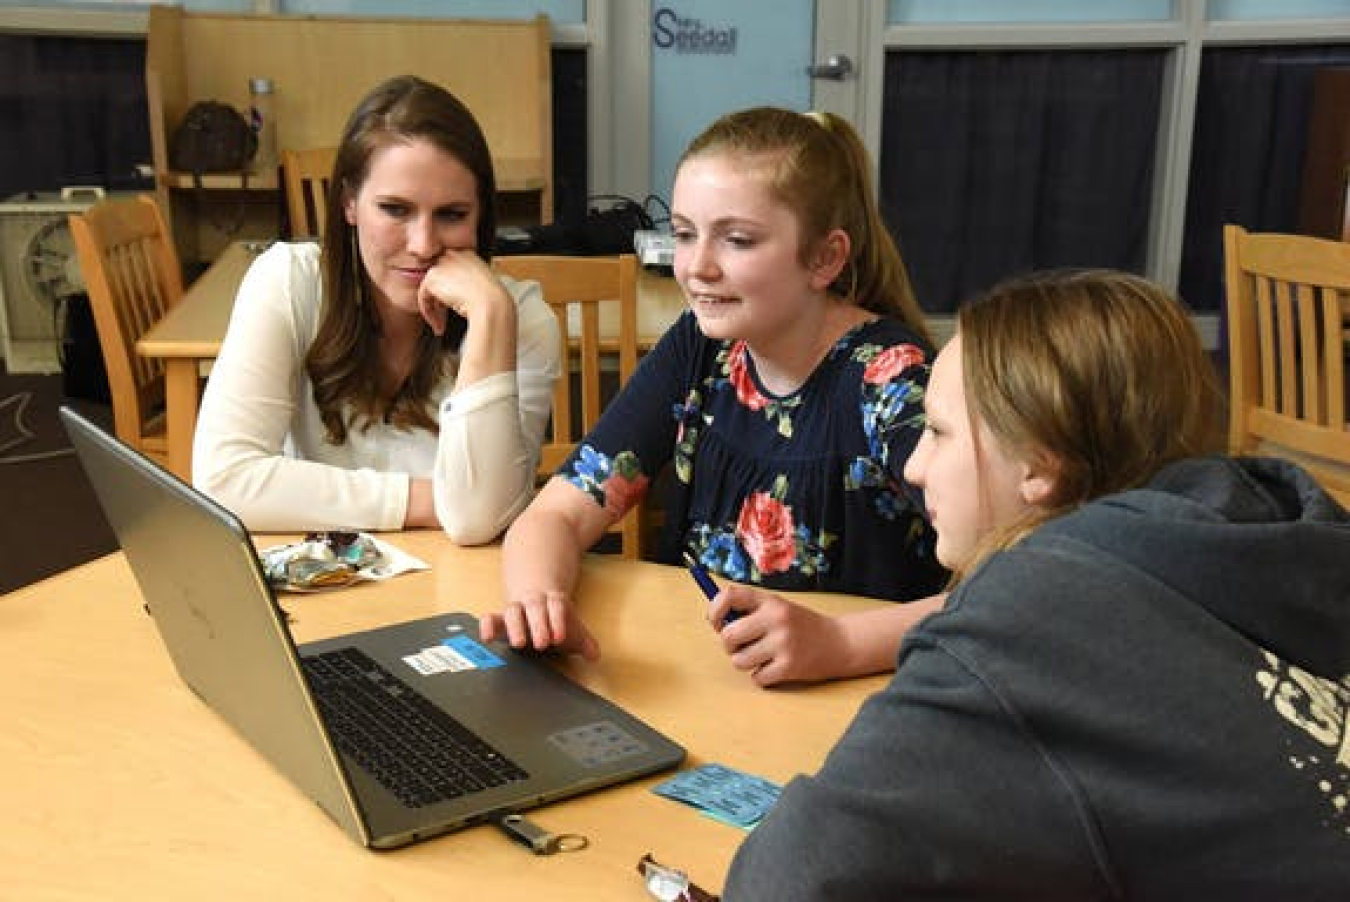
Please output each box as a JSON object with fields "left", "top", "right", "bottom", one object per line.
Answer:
{"left": 301, "top": 646, "right": 529, "bottom": 808}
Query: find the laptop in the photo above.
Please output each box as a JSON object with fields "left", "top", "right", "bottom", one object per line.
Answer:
{"left": 61, "top": 406, "right": 684, "bottom": 850}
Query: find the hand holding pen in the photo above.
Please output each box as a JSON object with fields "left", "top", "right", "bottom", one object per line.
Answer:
{"left": 683, "top": 552, "right": 743, "bottom": 627}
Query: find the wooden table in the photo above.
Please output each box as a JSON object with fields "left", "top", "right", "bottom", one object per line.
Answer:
{"left": 1, "top": 536, "right": 886, "bottom": 900}
{"left": 135, "top": 240, "right": 265, "bottom": 480}
{"left": 136, "top": 242, "right": 689, "bottom": 481}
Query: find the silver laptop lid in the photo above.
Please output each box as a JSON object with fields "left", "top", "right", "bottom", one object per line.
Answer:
{"left": 60, "top": 406, "right": 371, "bottom": 845}
{"left": 62, "top": 407, "right": 685, "bottom": 850}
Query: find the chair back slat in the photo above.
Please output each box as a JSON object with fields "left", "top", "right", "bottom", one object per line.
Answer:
{"left": 1224, "top": 224, "right": 1350, "bottom": 505}
{"left": 1323, "top": 287, "right": 1347, "bottom": 431}
{"left": 493, "top": 253, "right": 645, "bottom": 556}
{"left": 578, "top": 300, "right": 603, "bottom": 428}
{"left": 282, "top": 147, "right": 338, "bottom": 239}
{"left": 68, "top": 195, "right": 182, "bottom": 464}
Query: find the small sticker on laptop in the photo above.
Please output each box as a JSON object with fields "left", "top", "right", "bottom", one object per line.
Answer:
{"left": 403, "top": 634, "right": 505, "bottom": 675}
{"left": 549, "top": 720, "right": 649, "bottom": 767}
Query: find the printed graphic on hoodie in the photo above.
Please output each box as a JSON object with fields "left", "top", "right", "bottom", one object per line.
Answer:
{"left": 1255, "top": 650, "right": 1350, "bottom": 835}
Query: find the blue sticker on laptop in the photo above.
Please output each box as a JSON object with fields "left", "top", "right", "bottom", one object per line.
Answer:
{"left": 402, "top": 634, "right": 504, "bottom": 675}
{"left": 444, "top": 634, "right": 505, "bottom": 669}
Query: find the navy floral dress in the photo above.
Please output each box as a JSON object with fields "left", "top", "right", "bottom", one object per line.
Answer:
{"left": 560, "top": 311, "right": 947, "bottom": 602}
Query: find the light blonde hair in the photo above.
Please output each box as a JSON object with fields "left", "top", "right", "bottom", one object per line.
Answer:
{"left": 954, "top": 268, "right": 1223, "bottom": 580}
{"left": 678, "top": 107, "right": 932, "bottom": 346}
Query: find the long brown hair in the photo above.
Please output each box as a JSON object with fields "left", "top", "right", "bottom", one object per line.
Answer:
{"left": 955, "top": 268, "right": 1223, "bottom": 579}
{"left": 678, "top": 107, "right": 932, "bottom": 346}
{"left": 306, "top": 75, "right": 496, "bottom": 443}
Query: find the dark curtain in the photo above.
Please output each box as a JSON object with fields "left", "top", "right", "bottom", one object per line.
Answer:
{"left": 1179, "top": 45, "right": 1350, "bottom": 316}
{"left": 880, "top": 49, "right": 1165, "bottom": 314}
{"left": 0, "top": 34, "right": 152, "bottom": 199}
{"left": 551, "top": 47, "right": 589, "bottom": 226}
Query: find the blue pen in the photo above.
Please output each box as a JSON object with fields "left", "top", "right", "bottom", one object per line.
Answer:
{"left": 683, "top": 552, "right": 742, "bottom": 624}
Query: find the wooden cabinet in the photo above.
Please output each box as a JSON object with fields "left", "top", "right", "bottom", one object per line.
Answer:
{"left": 145, "top": 7, "right": 553, "bottom": 267}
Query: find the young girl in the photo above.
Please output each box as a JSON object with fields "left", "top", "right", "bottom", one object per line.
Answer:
{"left": 481, "top": 107, "right": 947, "bottom": 686}
{"left": 193, "top": 76, "right": 560, "bottom": 542}
{"left": 723, "top": 269, "right": 1350, "bottom": 898}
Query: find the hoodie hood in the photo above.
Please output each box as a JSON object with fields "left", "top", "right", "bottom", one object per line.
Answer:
{"left": 1036, "top": 456, "right": 1350, "bottom": 680}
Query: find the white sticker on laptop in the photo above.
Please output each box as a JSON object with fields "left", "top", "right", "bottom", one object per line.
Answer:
{"left": 403, "top": 634, "right": 505, "bottom": 675}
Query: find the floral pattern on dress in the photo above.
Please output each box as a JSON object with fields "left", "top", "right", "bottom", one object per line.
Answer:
{"left": 726, "top": 341, "right": 801, "bottom": 438}
{"left": 557, "top": 313, "right": 944, "bottom": 600}
{"left": 672, "top": 387, "right": 708, "bottom": 485}
{"left": 680, "top": 333, "right": 925, "bottom": 581}
{"left": 689, "top": 474, "right": 836, "bottom": 583}
{"left": 565, "top": 444, "right": 650, "bottom": 518}
{"left": 847, "top": 341, "right": 927, "bottom": 519}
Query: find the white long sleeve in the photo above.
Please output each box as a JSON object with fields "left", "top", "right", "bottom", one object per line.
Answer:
{"left": 192, "top": 242, "right": 559, "bottom": 540}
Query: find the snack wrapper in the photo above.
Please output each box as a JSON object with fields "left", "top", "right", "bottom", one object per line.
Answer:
{"left": 260, "top": 531, "right": 428, "bottom": 592}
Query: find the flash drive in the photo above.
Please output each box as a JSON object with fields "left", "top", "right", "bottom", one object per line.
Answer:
{"left": 493, "top": 813, "right": 588, "bottom": 855}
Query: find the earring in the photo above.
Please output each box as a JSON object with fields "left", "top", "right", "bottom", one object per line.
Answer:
{"left": 349, "top": 225, "right": 365, "bottom": 310}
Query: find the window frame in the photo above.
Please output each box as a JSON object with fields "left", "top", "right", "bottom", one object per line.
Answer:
{"left": 876, "top": 0, "right": 1350, "bottom": 346}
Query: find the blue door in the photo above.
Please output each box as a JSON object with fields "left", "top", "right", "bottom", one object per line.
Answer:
{"left": 649, "top": 0, "right": 817, "bottom": 201}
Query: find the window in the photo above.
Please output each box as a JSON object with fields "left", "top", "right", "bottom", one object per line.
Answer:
{"left": 880, "top": 48, "right": 1166, "bottom": 313}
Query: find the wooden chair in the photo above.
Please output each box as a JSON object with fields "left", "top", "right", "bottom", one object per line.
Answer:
{"left": 68, "top": 194, "right": 184, "bottom": 467}
{"left": 1223, "top": 223, "right": 1350, "bottom": 506}
{"left": 494, "top": 254, "right": 646, "bottom": 558}
{"left": 281, "top": 147, "right": 337, "bottom": 239}
{"left": 1341, "top": 163, "right": 1350, "bottom": 243}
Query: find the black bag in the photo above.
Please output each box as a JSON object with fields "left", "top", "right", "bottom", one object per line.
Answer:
{"left": 169, "top": 101, "right": 257, "bottom": 176}
{"left": 496, "top": 196, "right": 656, "bottom": 257}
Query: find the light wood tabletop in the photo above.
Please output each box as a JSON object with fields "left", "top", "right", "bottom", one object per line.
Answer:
{"left": 136, "top": 241, "right": 689, "bottom": 482}
{"left": 135, "top": 240, "right": 265, "bottom": 481}
{"left": 2, "top": 534, "right": 886, "bottom": 900}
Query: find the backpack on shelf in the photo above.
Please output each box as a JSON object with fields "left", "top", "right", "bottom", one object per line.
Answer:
{"left": 495, "top": 195, "right": 657, "bottom": 257}
{"left": 168, "top": 101, "right": 257, "bottom": 180}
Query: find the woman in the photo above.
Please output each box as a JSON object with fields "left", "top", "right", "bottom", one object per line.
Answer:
{"left": 482, "top": 107, "right": 947, "bottom": 686}
{"left": 193, "top": 76, "right": 560, "bottom": 542}
{"left": 722, "top": 269, "right": 1350, "bottom": 899}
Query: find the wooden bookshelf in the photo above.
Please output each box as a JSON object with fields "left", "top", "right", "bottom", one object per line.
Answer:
{"left": 145, "top": 6, "right": 553, "bottom": 266}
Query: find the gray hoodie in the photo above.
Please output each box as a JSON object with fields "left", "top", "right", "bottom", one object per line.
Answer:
{"left": 725, "top": 456, "right": 1350, "bottom": 900}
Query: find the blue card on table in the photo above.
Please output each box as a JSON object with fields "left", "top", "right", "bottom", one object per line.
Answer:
{"left": 653, "top": 763, "right": 781, "bottom": 829}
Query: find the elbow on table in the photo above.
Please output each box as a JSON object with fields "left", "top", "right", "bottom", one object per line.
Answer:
{"left": 441, "top": 520, "right": 505, "bottom": 547}
{"left": 437, "top": 493, "right": 530, "bottom": 547}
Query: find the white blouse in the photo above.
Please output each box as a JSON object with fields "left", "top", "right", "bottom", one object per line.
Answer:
{"left": 191, "top": 242, "right": 560, "bottom": 542}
